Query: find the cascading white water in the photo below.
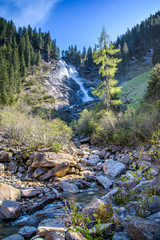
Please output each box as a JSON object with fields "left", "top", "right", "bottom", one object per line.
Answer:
{"left": 58, "top": 60, "right": 93, "bottom": 102}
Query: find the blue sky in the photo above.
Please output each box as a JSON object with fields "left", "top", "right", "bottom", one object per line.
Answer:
{"left": 0, "top": 0, "right": 160, "bottom": 51}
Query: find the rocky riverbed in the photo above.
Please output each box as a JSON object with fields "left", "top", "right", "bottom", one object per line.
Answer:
{"left": 0, "top": 132, "right": 160, "bottom": 240}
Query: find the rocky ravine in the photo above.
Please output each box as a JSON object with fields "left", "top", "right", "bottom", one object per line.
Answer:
{"left": 0, "top": 133, "right": 160, "bottom": 240}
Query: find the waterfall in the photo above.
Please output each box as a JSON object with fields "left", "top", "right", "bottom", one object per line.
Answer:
{"left": 58, "top": 60, "right": 93, "bottom": 103}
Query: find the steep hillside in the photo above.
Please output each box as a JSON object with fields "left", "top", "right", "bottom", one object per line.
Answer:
{"left": 118, "top": 70, "right": 151, "bottom": 107}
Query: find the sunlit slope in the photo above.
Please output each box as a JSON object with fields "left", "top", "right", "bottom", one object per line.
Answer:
{"left": 118, "top": 70, "right": 151, "bottom": 107}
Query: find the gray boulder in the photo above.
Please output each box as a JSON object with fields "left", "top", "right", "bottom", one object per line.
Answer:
{"left": 8, "top": 161, "right": 18, "bottom": 173}
{"left": 38, "top": 162, "right": 70, "bottom": 181}
{"left": 37, "top": 218, "right": 66, "bottom": 236}
{"left": 21, "top": 188, "right": 42, "bottom": 198}
{"left": 96, "top": 176, "right": 113, "bottom": 189}
{"left": 30, "top": 152, "right": 75, "bottom": 168}
{"left": 65, "top": 230, "right": 87, "bottom": 240}
{"left": 126, "top": 216, "right": 160, "bottom": 240}
{"left": 45, "top": 231, "right": 64, "bottom": 240}
{"left": 82, "top": 198, "right": 105, "bottom": 220}
{"left": 103, "top": 159, "right": 126, "bottom": 177}
{"left": 18, "top": 226, "right": 37, "bottom": 238}
{"left": 1, "top": 200, "right": 21, "bottom": 219}
{"left": 33, "top": 167, "right": 48, "bottom": 178}
{"left": 59, "top": 181, "right": 79, "bottom": 194}
{"left": 1, "top": 234, "right": 25, "bottom": 240}
{"left": 0, "top": 183, "right": 21, "bottom": 201}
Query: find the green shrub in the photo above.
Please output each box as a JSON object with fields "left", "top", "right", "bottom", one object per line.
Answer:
{"left": 0, "top": 106, "right": 72, "bottom": 151}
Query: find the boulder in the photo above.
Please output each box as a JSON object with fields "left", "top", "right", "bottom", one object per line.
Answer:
{"left": 8, "top": 161, "right": 18, "bottom": 173}
{"left": 1, "top": 200, "right": 21, "bottom": 219}
{"left": 0, "top": 183, "right": 21, "bottom": 201}
{"left": 0, "top": 163, "right": 5, "bottom": 175}
{"left": 89, "top": 222, "right": 116, "bottom": 238}
{"left": 103, "top": 159, "right": 126, "bottom": 177}
{"left": 59, "top": 181, "right": 79, "bottom": 194}
{"left": 30, "top": 152, "right": 75, "bottom": 168}
{"left": 82, "top": 198, "right": 105, "bottom": 220}
{"left": 18, "top": 226, "right": 37, "bottom": 238}
{"left": 147, "top": 195, "right": 160, "bottom": 214}
{"left": 1, "top": 234, "right": 25, "bottom": 240}
{"left": 37, "top": 218, "right": 66, "bottom": 236}
{"left": 45, "top": 231, "right": 64, "bottom": 240}
{"left": 65, "top": 230, "right": 87, "bottom": 240}
{"left": 38, "top": 162, "right": 70, "bottom": 181}
{"left": 96, "top": 176, "right": 113, "bottom": 189}
{"left": 97, "top": 149, "right": 106, "bottom": 159}
{"left": 33, "top": 167, "right": 48, "bottom": 178}
{"left": 0, "top": 152, "right": 9, "bottom": 162}
{"left": 146, "top": 211, "right": 160, "bottom": 222}
{"left": 101, "top": 188, "right": 119, "bottom": 201}
{"left": 21, "top": 188, "right": 42, "bottom": 198}
{"left": 88, "top": 154, "right": 100, "bottom": 163}
{"left": 126, "top": 216, "right": 160, "bottom": 240}
{"left": 118, "top": 155, "right": 131, "bottom": 165}
{"left": 30, "top": 236, "right": 44, "bottom": 240}
{"left": 112, "top": 230, "right": 131, "bottom": 240}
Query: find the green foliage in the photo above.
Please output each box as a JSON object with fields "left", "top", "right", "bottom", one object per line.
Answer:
{"left": 144, "top": 64, "right": 160, "bottom": 101}
{"left": 0, "top": 106, "right": 72, "bottom": 151}
{"left": 0, "top": 17, "right": 59, "bottom": 105}
{"left": 76, "top": 101, "right": 160, "bottom": 145}
{"left": 92, "top": 28, "right": 122, "bottom": 107}
{"left": 64, "top": 203, "right": 114, "bottom": 240}
{"left": 116, "top": 148, "right": 157, "bottom": 217}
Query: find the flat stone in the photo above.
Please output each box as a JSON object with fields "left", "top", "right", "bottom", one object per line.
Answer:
{"left": 146, "top": 211, "right": 160, "bottom": 222}
{"left": 98, "top": 149, "right": 106, "bottom": 159}
{"left": 0, "top": 183, "right": 21, "bottom": 201}
{"left": 30, "top": 152, "right": 75, "bottom": 168}
{"left": 65, "top": 230, "right": 87, "bottom": 240}
{"left": 1, "top": 200, "right": 21, "bottom": 219}
{"left": 101, "top": 188, "right": 119, "bottom": 201}
{"left": 37, "top": 218, "right": 66, "bottom": 236}
{"left": 21, "top": 188, "right": 42, "bottom": 198}
{"left": 45, "top": 231, "right": 65, "bottom": 240}
{"left": 1, "top": 234, "right": 25, "bottom": 240}
{"left": 38, "top": 162, "right": 70, "bottom": 181}
{"left": 103, "top": 159, "right": 126, "bottom": 177}
{"left": 34, "top": 167, "right": 48, "bottom": 178}
{"left": 18, "top": 226, "right": 37, "bottom": 238}
{"left": 59, "top": 181, "right": 79, "bottom": 194}
{"left": 96, "top": 176, "right": 113, "bottom": 189}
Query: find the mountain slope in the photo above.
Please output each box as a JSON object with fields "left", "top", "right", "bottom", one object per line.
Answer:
{"left": 118, "top": 70, "right": 151, "bottom": 107}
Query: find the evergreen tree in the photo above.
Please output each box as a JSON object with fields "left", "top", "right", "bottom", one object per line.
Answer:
{"left": 93, "top": 27, "right": 122, "bottom": 107}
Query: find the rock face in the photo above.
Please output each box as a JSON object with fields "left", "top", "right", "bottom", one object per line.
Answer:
{"left": 30, "top": 152, "right": 75, "bottom": 168}
{"left": 96, "top": 176, "right": 113, "bottom": 189}
{"left": 0, "top": 183, "right": 21, "bottom": 201}
{"left": 37, "top": 218, "right": 66, "bottom": 236}
{"left": 1, "top": 200, "right": 21, "bottom": 219}
{"left": 103, "top": 159, "right": 126, "bottom": 177}
{"left": 126, "top": 216, "right": 160, "bottom": 240}
{"left": 59, "top": 181, "right": 79, "bottom": 194}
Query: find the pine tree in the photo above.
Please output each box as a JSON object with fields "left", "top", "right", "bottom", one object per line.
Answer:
{"left": 93, "top": 27, "right": 122, "bottom": 108}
